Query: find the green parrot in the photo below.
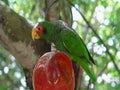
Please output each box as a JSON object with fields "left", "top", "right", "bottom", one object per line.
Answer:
{"left": 32, "top": 20, "right": 96, "bottom": 81}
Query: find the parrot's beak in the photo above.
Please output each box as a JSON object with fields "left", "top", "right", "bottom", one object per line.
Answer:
{"left": 32, "top": 26, "right": 40, "bottom": 40}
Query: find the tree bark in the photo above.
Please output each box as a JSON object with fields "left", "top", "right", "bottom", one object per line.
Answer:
{"left": 45, "top": 0, "right": 59, "bottom": 22}
{"left": 0, "top": 1, "right": 51, "bottom": 89}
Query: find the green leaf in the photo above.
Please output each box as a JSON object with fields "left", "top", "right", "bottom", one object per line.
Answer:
{"left": 2, "top": 0, "right": 9, "bottom": 6}
{"left": 114, "top": 23, "right": 120, "bottom": 39}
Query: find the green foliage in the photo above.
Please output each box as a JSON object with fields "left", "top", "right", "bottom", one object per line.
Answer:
{"left": 0, "top": 45, "right": 28, "bottom": 90}
{"left": 114, "top": 22, "right": 120, "bottom": 40}
{"left": 2, "top": 0, "right": 9, "bottom": 5}
{"left": 8, "top": 0, "right": 45, "bottom": 23}
{"left": 1, "top": 0, "right": 120, "bottom": 90}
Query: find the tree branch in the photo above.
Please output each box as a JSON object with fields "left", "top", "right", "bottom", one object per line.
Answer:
{"left": 0, "top": 1, "right": 51, "bottom": 89}
{"left": 45, "top": 0, "right": 59, "bottom": 21}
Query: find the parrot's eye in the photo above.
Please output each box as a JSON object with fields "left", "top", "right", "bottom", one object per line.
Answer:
{"left": 38, "top": 27, "right": 41, "bottom": 30}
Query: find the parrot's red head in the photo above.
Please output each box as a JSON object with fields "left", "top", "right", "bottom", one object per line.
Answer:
{"left": 32, "top": 23, "right": 47, "bottom": 40}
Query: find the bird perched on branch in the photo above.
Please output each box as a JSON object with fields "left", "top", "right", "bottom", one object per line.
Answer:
{"left": 32, "top": 20, "right": 96, "bottom": 81}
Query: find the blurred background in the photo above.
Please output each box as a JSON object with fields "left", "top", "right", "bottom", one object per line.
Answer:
{"left": 0, "top": 0, "right": 120, "bottom": 90}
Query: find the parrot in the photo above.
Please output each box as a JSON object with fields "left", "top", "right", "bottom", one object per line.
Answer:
{"left": 32, "top": 20, "right": 96, "bottom": 81}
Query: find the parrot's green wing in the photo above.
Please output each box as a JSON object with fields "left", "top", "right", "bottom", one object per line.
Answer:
{"left": 60, "top": 28, "right": 96, "bottom": 81}
{"left": 60, "top": 28, "right": 90, "bottom": 63}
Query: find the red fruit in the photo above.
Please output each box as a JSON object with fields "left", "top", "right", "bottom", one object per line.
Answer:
{"left": 33, "top": 52, "right": 74, "bottom": 90}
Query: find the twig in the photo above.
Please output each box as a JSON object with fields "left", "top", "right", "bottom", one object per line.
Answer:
{"left": 67, "top": 1, "right": 120, "bottom": 74}
{"left": 98, "top": 61, "right": 109, "bottom": 76}
{"left": 83, "top": 0, "right": 98, "bottom": 40}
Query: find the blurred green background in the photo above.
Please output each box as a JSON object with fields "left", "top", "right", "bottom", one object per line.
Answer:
{"left": 0, "top": 0, "right": 120, "bottom": 90}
